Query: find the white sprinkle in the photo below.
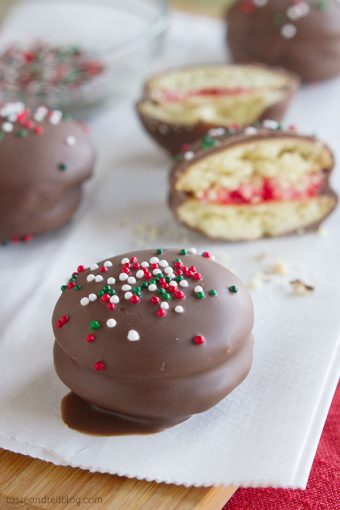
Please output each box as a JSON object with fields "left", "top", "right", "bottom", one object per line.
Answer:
{"left": 34, "top": 106, "right": 48, "bottom": 121}
{"left": 188, "top": 247, "right": 197, "bottom": 254}
{"left": 90, "top": 263, "right": 99, "bottom": 271}
{"left": 148, "top": 284, "right": 157, "bottom": 291}
{"left": 107, "top": 277, "right": 116, "bottom": 285}
{"left": 127, "top": 330, "right": 140, "bottom": 342}
{"left": 184, "top": 151, "right": 194, "bottom": 160}
{"left": 208, "top": 127, "right": 225, "bottom": 137}
{"left": 150, "top": 257, "right": 159, "bottom": 264}
{"left": 106, "top": 318, "right": 117, "bottom": 328}
{"left": 281, "top": 23, "right": 297, "bottom": 39}
{"left": 124, "top": 292, "right": 133, "bottom": 300}
{"left": 175, "top": 305, "right": 184, "bottom": 313}
{"left": 195, "top": 285, "right": 203, "bottom": 293}
{"left": 65, "top": 135, "right": 77, "bottom": 146}
{"left": 122, "top": 284, "right": 131, "bottom": 291}
{"left": 128, "top": 276, "right": 136, "bottom": 284}
{"left": 110, "top": 295, "right": 120, "bottom": 304}
{"left": 121, "top": 257, "right": 129, "bottom": 264}
{"left": 87, "top": 274, "right": 95, "bottom": 282}
{"left": 180, "top": 280, "right": 189, "bottom": 288}
{"left": 159, "top": 259, "right": 169, "bottom": 267}
{"left": 153, "top": 269, "right": 162, "bottom": 275}
{"left": 89, "top": 293, "right": 97, "bottom": 302}
{"left": 253, "top": 0, "right": 268, "bottom": 6}
{"left": 80, "top": 297, "right": 89, "bottom": 306}
{"left": 95, "top": 275, "right": 103, "bottom": 283}
{"left": 263, "top": 119, "right": 279, "bottom": 130}
{"left": 287, "top": 3, "right": 309, "bottom": 20}
{"left": 169, "top": 281, "right": 178, "bottom": 288}
{"left": 164, "top": 267, "right": 174, "bottom": 275}
{"left": 136, "top": 270, "right": 145, "bottom": 278}
{"left": 49, "top": 110, "right": 63, "bottom": 125}
{"left": 244, "top": 126, "right": 258, "bottom": 135}
{"left": 141, "top": 261, "right": 149, "bottom": 268}
{"left": 2, "top": 122, "right": 13, "bottom": 132}
{"left": 119, "top": 273, "right": 128, "bottom": 281}
{"left": 104, "top": 260, "right": 113, "bottom": 268}
{"left": 160, "top": 302, "right": 169, "bottom": 310}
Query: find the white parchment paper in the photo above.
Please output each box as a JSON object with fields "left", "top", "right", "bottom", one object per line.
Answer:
{"left": 0, "top": 7, "right": 339, "bottom": 488}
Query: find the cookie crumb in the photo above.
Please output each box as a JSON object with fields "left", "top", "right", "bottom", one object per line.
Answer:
{"left": 290, "top": 279, "right": 314, "bottom": 296}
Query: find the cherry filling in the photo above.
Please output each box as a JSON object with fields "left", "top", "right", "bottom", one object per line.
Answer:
{"left": 201, "top": 173, "right": 324, "bottom": 205}
{"left": 161, "top": 87, "right": 251, "bottom": 102}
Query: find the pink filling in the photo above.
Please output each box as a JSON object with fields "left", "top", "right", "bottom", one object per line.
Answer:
{"left": 201, "top": 173, "right": 324, "bottom": 205}
{"left": 161, "top": 87, "right": 251, "bottom": 102}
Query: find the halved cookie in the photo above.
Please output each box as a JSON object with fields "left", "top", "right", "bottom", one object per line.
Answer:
{"left": 169, "top": 123, "right": 337, "bottom": 241}
{"left": 137, "top": 64, "right": 299, "bottom": 155}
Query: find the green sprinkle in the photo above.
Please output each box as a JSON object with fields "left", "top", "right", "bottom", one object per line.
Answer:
{"left": 141, "top": 282, "right": 149, "bottom": 288}
{"left": 202, "top": 135, "right": 218, "bottom": 150}
{"left": 176, "top": 275, "right": 184, "bottom": 282}
{"left": 0, "top": 131, "right": 4, "bottom": 141}
{"left": 228, "top": 285, "right": 238, "bottom": 294}
{"left": 165, "top": 276, "right": 171, "bottom": 283}
{"left": 90, "top": 320, "right": 101, "bottom": 330}
{"left": 61, "top": 285, "right": 67, "bottom": 291}
{"left": 175, "top": 258, "right": 182, "bottom": 262}
{"left": 133, "top": 286, "right": 141, "bottom": 294}
{"left": 208, "top": 289, "right": 217, "bottom": 296}
{"left": 163, "top": 293, "right": 171, "bottom": 301}
{"left": 107, "top": 289, "right": 115, "bottom": 296}
{"left": 156, "top": 248, "right": 164, "bottom": 255}
{"left": 58, "top": 162, "right": 68, "bottom": 171}
{"left": 74, "top": 284, "right": 81, "bottom": 290}
{"left": 62, "top": 112, "right": 72, "bottom": 120}
{"left": 16, "top": 128, "right": 29, "bottom": 138}
{"left": 196, "top": 291, "right": 205, "bottom": 299}
{"left": 273, "top": 13, "right": 285, "bottom": 26}
{"left": 97, "top": 290, "right": 105, "bottom": 297}
{"left": 179, "top": 249, "right": 188, "bottom": 255}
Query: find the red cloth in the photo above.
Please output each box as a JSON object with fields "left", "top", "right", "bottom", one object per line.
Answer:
{"left": 224, "top": 383, "right": 340, "bottom": 510}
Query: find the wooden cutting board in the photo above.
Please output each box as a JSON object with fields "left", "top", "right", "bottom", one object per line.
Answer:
{"left": 0, "top": 449, "right": 236, "bottom": 510}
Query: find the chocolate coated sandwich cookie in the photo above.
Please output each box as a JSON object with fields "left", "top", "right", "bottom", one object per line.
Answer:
{"left": 0, "top": 102, "right": 95, "bottom": 244}
{"left": 226, "top": 0, "right": 340, "bottom": 82}
{"left": 53, "top": 248, "right": 254, "bottom": 434}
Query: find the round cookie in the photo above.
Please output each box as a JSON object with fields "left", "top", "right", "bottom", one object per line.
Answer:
{"left": 53, "top": 248, "right": 254, "bottom": 433}
{"left": 0, "top": 102, "right": 95, "bottom": 244}
{"left": 226, "top": 0, "right": 340, "bottom": 82}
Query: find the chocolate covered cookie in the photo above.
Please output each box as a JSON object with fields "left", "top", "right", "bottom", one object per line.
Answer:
{"left": 136, "top": 64, "right": 298, "bottom": 155}
{"left": 169, "top": 122, "right": 337, "bottom": 241}
{"left": 0, "top": 102, "right": 95, "bottom": 244}
{"left": 53, "top": 248, "right": 254, "bottom": 434}
{"left": 226, "top": 0, "right": 340, "bottom": 82}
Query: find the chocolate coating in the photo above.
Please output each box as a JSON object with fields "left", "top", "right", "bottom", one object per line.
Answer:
{"left": 0, "top": 104, "right": 95, "bottom": 243}
{"left": 136, "top": 64, "right": 298, "bottom": 155}
{"left": 53, "top": 249, "right": 254, "bottom": 433}
{"left": 227, "top": 0, "right": 340, "bottom": 82}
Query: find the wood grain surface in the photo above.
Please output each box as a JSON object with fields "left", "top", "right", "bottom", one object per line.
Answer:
{"left": 0, "top": 449, "right": 236, "bottom": 510}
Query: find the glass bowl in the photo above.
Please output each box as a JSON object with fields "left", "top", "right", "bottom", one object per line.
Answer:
{"left": 0, "top": 0, "right": 168, "bottom": 113}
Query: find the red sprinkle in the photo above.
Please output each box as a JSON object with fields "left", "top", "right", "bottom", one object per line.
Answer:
{"left": 130, "top": 295, "right": 140, "bottom": 304}
{"left": 67, "top": 281, "right": 75, "bottom": 289}
{"left": 34, "top": 125, "right": 44, "bottom": 135}
{"left": 132, "top": 262, "right": 140, "bottom": 269}
{"left": 157, "top": 308, "right": 167, "bottom": 317}
{"left": 130, "top": 256, "right": 138, "bottom": 263}
{"left": 106, "top": 303, "right": 116, "bottom": 311}
{"left": 193, "top": 335, "right": 206, "bottom": 345}
{"left": 150, "top": 296, "right": 160, "bottom": 305}
{"left": 174, "top": 290, "right": 185, "bottom": 300}
{"left": 56, "top": 314, "right": 69, "bottom": 328}
{"left": 86, "top": 334, "right": 95, "bottom": 343}
{"left": 122, "top": 267, "right": 130, "bottom": 274}
{"left": 99, "top": 266, "right": 108, "bottom": 273}
{"left": 193, "top": 273, "right": 202, "bottom": 281}
{"left": 100, "top": 293, "right": 110, "bottom": 303}
{"left": 94, "top": 360, "right": 105, "bottom": 371}
{"left": 202, "top": 251, "right": 212, "bottom": 258}
{"left": 77, "top": 265, "right": 85, "bottom": 272}
{"left": 150, "top": 263, "right": 159, "bottom": 270}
